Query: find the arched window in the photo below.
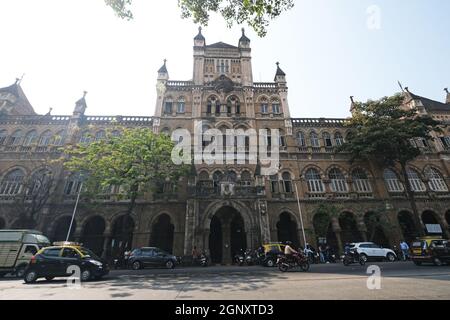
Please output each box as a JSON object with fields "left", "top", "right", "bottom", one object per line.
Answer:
{"left": 310, "top": 131, "right": 320, "bottom": 147}
{"left": 383, "top": 169, "right": 404, "bottom": 192}
{"left": 323, "top": 132, "right": 332, "bottom": 147}
{"left": 52, "top": 131, "right": 66, "bottom": 146}
{"left": 270, "top": 174, "right": 279, "bottom": 193}
{"left": 212, "top": 171, "right": 223, "bottom": 188}
{"left": 260, "top": 99, "right": 269, "bottom": 114}
{"left": 79, "top": 131, "right": 92, "bottom": 144}
{"left": 164, "top": 97, "right": 173, "bottom": 114}
{"left": 282, "top": 172, "right": 293, "bottom": 193}
{"left": 334, "top": 132, "right": 344, "bottom": 146}
{"left": 27, "top": 168, "right": 52, "bottom": 195}
{"left": 95, "top": 130, "right": 106, "bottom": 141}
{"left": 177, "top": 97, "right": 185, "bottom": 113}
{"left": 198, "top": 171, "right": 209, "bottom": 181}
{"left": 23, "top": 130, "right": 37, "bottom": 146}
{"left": 329, "top": 168, "right": 348, "bottom": 192}
{"left": 160, "top": 127, "right": 170, "bottom": 136}
{"left": 272, "top": 100, "right": 281, "bottom": 114}
{"left": 407, "top": 168, "right": 426, "bottom": 192}
{"left": 296, "top": 131, "right": 306, "bottom": 147}
{"left": 0, "top": 169, "right": 25, "bottom": 195}
{"left": 8, "top": 130, "right": 23, "bottom": 146}
{"left": 240, "top": 170, "right": 252, "bottom": 186}
{"left": 425, "top": 167, "right": 448, "bottom": 192}
{"left": 305, "top": 169, "right": 324, "bottom": 193}
{"left": 63, "top": 173, "right": 83, "bottom": 195}
{"left": 38, "top": 130, "right": 52, "bottom": 146}
{"left": 0, "top": 130, "right": 7, "bottom": 145}
{"left": 352, "top": 168, "right": 372, "bottom": 192}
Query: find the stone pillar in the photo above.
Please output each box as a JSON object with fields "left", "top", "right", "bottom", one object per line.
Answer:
{"left": 257, "top": 200, "right": 270, "bottom": 244}
{"left": 331, "top": 217, "right": 343, "bottom": 254}
{"left": 173, "top": 230, "right": 185, "bottom": 257}
{"left": 101, "top": 233, "right": 111, "bottom": 260}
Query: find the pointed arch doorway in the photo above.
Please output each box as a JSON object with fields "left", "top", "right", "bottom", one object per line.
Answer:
{"left": 208, "top": 206, "right": 247, "bottom": 265}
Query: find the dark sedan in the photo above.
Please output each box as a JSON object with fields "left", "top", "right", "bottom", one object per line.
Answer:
{"left": 128, "top": 247, "right": 178, "bottom": 270}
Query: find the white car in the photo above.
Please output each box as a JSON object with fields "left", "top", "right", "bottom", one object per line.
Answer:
{"left": 350, "top": 242, "right": 397, "bottom": 262}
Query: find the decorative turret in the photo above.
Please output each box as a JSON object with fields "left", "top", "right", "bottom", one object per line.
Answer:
{"left": 157, "top": 59, "right": 169, "bottom": 81}
{"left": 194, "top": 26, "right": 205, "bottom": 47}
{"left": 73, "top": 91, "right": 88, "bottom": 116}
{"left": 274, "top": 62, "right": 286, "bottom": 83}
{"left": 238, "top": 28, "right": 250, "bottom": 48}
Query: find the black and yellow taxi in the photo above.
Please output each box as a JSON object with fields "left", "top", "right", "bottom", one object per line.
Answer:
{"left": 411, "top": 236, "right": 450, "bottom": 266}
{"left": 262, "top": 243, "right": 286, "bottom": 267}
{"left": 23, "top": 242, "right": 109, "bottom": 283}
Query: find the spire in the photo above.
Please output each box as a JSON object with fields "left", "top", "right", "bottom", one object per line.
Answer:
{"left": 194, "top": 26, "right": 205, "bottom": 41}
{"left": 239, "top": 28, "right": 250, "bottom": 42}
{"left": 158, "top": 59, "right": 168, "bottom": 74}
{"left": 274, "top": 62, "right": 286, "bottom": 82}
{"left": 73, "top": 91, "right": 88, "bottom": 116}
{"left": 445, "top": 88, "right": 450, "bottom": 104}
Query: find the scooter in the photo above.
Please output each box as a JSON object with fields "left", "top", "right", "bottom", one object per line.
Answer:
{"left": 245, "top": 249, "right": 255, "bottom": 266}
{"left": 342, "top": 249, "right": 365, "bottom": 266}
{"left": 200, "top": 252, "right": 208, "bottom": 267}
{"left": 234, "top": 250, "right": 245, "bottom": 266}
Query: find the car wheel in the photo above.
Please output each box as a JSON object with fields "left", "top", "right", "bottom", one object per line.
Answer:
{"left": 165, "top": 260, "right": 175, "bottom": 269}
{"left": 278, "top": 263, "right": 289, "bottom": 272}
{"left": 45, "top": 277, "right": 55, "bottom": 281}
{"left": 266, "top": 259, "right": 275, "bottom": 267}
{"left": 387, "top": 253, "right": 396, "bottom": 262}
{"left": 433, "top": 257, "right": 443, "bottom": 266}
{"left": 80, "top": 269, "right": 92, "bottom": 282}
{"left": 359, "top": 254, "right": 368, "bottom": 263}
{"left": 131, "top": 261, "right": 142, "bottom": 270}
{"left": 15, "top": 265, "right": 26, "bottom": 278}
{"left": 24, "top": 270, "right": 38, "bottom": 284}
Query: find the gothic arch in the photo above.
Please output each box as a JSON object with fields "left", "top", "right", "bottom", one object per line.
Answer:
{"left": 300, "top": 165, "right": 325, "bottom": 178}
{"left": 202, "top": 200, "right": 254, "bottom": 232}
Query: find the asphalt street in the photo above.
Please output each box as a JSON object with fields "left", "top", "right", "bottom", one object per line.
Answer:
{"left": 0, "top": 261, "right": 449, "bottom": 300}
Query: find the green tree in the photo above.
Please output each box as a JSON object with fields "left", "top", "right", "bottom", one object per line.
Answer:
{"left": 104, "top": 0, "right": 294, "bottom": 37}
{"left": 337, "top": 94, "right": 441, "bottom": 236}
{"left": 63, "top": 127, "right": 189, "bottom": 216}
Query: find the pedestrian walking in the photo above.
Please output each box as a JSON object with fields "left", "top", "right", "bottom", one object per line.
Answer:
{"left": 400, "top": 241, "right": 409, "bottom": 261}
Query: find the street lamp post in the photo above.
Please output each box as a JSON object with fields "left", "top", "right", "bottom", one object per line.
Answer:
{"left": 66, "top": 182, "right": 83, "bottom": 242}
{"left": 294, "top": 180, "right": 308, "bottom": 247}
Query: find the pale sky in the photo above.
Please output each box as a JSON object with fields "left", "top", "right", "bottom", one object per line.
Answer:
{"left": 0, "top": 0, "right": 449, "bottom": 118}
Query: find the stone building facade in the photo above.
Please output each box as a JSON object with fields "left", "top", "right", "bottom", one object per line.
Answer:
{"left": 1, "top": 29, "right": 449, "bottom": 263}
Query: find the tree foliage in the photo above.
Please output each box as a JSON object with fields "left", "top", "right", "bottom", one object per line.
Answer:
{"left": 63, "top": 127, "right": 189, "bottom": 214}
{"left": 337, "top": 93, "right": 442, "bottom": 235}
{"left": 104, "top": 0, "right": 295, "bottom": 37}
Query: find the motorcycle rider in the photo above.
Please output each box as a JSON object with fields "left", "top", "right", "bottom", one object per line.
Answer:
{"left": 284, "top": 241, "right": 298, "bottom": 262}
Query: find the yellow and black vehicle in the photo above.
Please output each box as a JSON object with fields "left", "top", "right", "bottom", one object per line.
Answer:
{"left": 262, "top": 243, "right": 287, "bottom": 267}
{"left": 410, "top": 237, "right": 450, "bottom": 266}
{"left": 23, "top": 241, "right": 109, "bottom": 283}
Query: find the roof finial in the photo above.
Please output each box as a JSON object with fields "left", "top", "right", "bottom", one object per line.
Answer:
{"left": 404, "top": 87, "right": 410, "bottom": 93}
{"left": 83, "top": 91, "right": 88, "bottom": 98}
{"left": 350, "top": 96, "right": 355, "bottom": 103}
{"left": 242, "top": 27, "right": 245, "bottom": 36}
{"left": 164, "top": 58, "right": 167, "bottom": 65}
{"left": 45, "top": 107, "right": 53, "bottom": 116}
{"left": 445, "top": 88, "right": 449, "bottom": 94}
{"left": 276, "top": 62, "right": 280, "bottom": 67}
{"left": 198, "top": 26, "right": 202, "bottom": 33}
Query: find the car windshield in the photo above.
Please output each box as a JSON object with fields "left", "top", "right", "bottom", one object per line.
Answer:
{"left": 78, "top": 247, "right": 101, "bottom": 260}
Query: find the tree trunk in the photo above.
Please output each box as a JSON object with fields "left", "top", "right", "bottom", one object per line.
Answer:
{"left": 400, "top": 162, "right": 425, "bottom": 237}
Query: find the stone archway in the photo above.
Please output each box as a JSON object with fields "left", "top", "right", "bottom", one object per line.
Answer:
{"left": 277, "top": 212, "right": 300, "bottom": 248}
{"left": 81, "top": 216, "right": 106, "bottom": 257}
{"left": 312, "top": 213, "right": 338, "bottom": 253}
{"left": 149, "top": 214, "right": 174, "bottom": 253}
{"left": 51, "top": 216, "right": 76, "bottom": 243}
{"left": 208, "top": 206, "right": 247, "bottom": 265}
{"left": 111, "top": 214, "right": 135, "bottom": 258}
{"left": 398, "top": 211, "right": 419, "bottom": 243}
{"left": 339, "top": 212, "right": 363, "bottom": 245}
{"left": 421, "top": 210, "right": 445, "bottom": 236}
{"left": 364, "top": 212, "right": 390, "bottom": 248}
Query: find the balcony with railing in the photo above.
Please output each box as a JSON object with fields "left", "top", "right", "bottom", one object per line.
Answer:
{"left": 188, "top": 182, "right": 263, "bottom": 198}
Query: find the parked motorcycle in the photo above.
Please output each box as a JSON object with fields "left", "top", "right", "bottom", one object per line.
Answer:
{"left": 234, "top": 250, "right": 245, "bottom": 266}
{"left": 277, "top": 252, "right": 310, "bottom": 272}
{"left": 245, "top": 249, "right": 256, "bottom": 266}
{"left": 342, "top": 249, "right": 365, "bottom": 266}
{"left": 200, "top": 252, "right": 208, "bottom": 267}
